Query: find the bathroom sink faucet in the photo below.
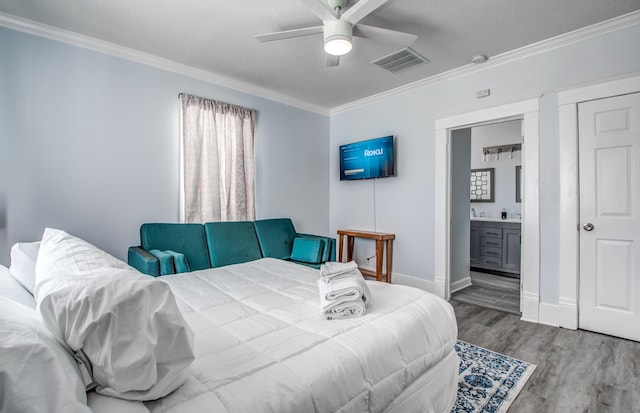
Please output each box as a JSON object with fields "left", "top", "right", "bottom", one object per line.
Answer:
{"left": 471, "top": 208, "right": 476, "bottom": 217}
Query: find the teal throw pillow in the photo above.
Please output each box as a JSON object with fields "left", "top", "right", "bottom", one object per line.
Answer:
{"left": 148, "top": 249, "right": 175, "bottom": 276}
{"left": 164, "top": 250, "right": 191, "bottom": 274}
{"left": 290, "top": 237, "right": 324, "bottom": 264}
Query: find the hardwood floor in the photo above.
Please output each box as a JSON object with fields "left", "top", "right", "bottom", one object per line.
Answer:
{"left": 452, "top": 300, "right": 640, "bottom": 412}
{"left": 451, "top": 271, "right": 520, "bottom": 315}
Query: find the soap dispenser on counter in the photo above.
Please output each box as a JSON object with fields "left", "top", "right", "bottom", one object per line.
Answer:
{"left": 501, "top": 208, "right": 507, "bottom": 220}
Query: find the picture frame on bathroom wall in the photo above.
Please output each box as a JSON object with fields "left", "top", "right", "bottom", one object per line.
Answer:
{"left": 470, "top": 168, "right": 494, "bottom": 202}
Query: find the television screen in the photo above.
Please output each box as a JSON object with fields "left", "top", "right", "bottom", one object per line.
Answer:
{"left": 339, "top": 135, "right": 394, "bottom": 181}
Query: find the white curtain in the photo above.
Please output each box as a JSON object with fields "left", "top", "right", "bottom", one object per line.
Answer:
{"left": 179, "top": 93, "right": 256, "bottom": 223}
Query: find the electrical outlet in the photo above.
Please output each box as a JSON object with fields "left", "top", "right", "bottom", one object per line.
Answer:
{"left": 476, "top": 89, "right": 490, "bottom": 98}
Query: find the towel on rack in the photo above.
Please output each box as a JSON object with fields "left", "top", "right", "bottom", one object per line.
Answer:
{"left": 319, "top": 261, "right": 359, "bottom": 283}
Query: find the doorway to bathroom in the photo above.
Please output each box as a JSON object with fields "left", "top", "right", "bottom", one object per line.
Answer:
{"left": 449, "top": 120, "right": 523, "bottom": 315}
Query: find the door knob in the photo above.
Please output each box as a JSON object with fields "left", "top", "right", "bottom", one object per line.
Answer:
{"left": 582, "top": 222, "right": 594, "bottom": 231}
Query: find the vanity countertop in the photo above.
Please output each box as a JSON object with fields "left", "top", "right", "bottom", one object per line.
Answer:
{"left": 470, "top": 217, "right": 521, "bottom": 223}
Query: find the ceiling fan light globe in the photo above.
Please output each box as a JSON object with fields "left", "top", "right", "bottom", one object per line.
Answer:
{"left": 323, "top": 19, "right": 353, "bottom": 56}
{"left": 324, "top": 37, "right": 352, "bottom": 56}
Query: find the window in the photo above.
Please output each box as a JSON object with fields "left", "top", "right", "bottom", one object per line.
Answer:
{"left": 179, "top": 93, "right": 256, "bottom": 222}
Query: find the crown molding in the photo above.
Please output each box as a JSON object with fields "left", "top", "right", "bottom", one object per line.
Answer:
{"left": 0, "top": 12, "right": 330, "bottom": 116}
{"left": 2, "top": 9, "right": 639, "bottom": 117}
{"left": 330, "top": 9, "right": 640, "bottom": 115}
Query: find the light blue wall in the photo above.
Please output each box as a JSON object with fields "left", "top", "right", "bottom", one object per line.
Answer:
{"left": 330, "top": 23, "right": 640, "bottom": 303}
{"left": 0, "top": 27, "right": 329, "bottom": 264}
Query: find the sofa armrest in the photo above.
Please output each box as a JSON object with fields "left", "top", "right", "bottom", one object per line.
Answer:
{"left": 128, "top": 246, "right": 160, "bottom": 277}
{"left": 296, "top": 234, "right": 336, "bottom": 263}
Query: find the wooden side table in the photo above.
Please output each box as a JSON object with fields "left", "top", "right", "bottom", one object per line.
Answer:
{"left": 337, "top": 229, "right": 395, "bottom": 283}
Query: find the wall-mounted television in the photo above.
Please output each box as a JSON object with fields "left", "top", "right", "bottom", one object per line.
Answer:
{"left": 339, "top": 135, "right": 395, "bottom": 181}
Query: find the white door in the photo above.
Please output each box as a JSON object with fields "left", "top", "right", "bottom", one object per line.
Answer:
{"left": 578, "top": 92, "right": 640, "bottom": 342}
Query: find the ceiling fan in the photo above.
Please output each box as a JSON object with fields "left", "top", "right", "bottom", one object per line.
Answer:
{"left": 255, "top": 0, "right": 417, "bottom": 67}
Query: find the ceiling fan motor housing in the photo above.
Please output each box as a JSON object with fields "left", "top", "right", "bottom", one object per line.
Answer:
{"left": 323, "top": 20, "right": 353, "bottom": 55}
{"left": 327, "top": 0, "right": 348, "bottom": 11}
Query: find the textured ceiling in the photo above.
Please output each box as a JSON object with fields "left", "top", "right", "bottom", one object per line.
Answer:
{"left": 0, "top": 0, "right": 639, "bottom": 109}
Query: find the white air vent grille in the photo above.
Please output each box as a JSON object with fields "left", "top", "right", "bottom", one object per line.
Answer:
{"left": 372, "top": 47, "right": 429, "bottom": 74}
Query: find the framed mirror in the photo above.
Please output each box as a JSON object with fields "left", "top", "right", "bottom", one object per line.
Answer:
{"left": 516, "top": 165, "right": 522, "bottom": 203}
{"left": 470, "top": 168, "right": 494, "bottom": 202}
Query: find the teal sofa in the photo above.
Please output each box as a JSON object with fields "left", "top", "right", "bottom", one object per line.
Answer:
{"left": 127, "top": 218, "right": 336, "bottom": 276}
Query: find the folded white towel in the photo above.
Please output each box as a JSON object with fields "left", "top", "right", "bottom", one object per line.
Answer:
{"left": 318, "top": 275, "right": 371, "bottom": 305}
{"left": 321, "top": 299, "right": 366, "bottom": 320}
{"left": 317, "top": 274, "right": 371, "bottom": 320}
{"left": 320, "top": 261, "right": 359, "bottom": 282}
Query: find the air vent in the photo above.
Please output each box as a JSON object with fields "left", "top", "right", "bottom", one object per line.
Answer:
{"left": 372, "top": 47, "right": 429, "bottom": 74}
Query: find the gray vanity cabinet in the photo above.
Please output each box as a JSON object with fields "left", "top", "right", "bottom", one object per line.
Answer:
{"left": 501, "top": 228, "right": 521, "bottom": 273}
{"left": 470, "top": 220, "right": 521, "bottom": 275}
{"left": 470, "top": 225, "right": 480, "bottom": 266}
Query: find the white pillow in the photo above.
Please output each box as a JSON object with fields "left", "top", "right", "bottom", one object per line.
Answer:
{"left": 0, "top": 265, "right": 36, "bottom": 308}
{"left": 35, "top": 228, "right": 195, "bottom": 401}
{"left": 0, "top": 296, "right": 91, "bottom": 413}
{"left": 9, "top": 241, "right": 40, "bottom": 295}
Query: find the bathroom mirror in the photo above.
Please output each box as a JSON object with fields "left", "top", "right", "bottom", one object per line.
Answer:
{"left": 470, "top": 168, "right": 494, "bottom": 202}
{"left": 515, "top": 165, "right": 522, "bottom": 203}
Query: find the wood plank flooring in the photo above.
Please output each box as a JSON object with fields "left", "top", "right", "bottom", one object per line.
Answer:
{"left": 452, "top": 300, "right": 640, "bottom": 412}
{"left": 451, "top": 271, "right": 520, "bottom": 315}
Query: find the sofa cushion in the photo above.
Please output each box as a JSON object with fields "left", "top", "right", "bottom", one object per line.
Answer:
{"left": 148, "top": 250, "right": 175, "bottom": 275}
{"left": 204, "top": 222, "right": 263, "bottom": 267}
{"left": 253, "top": 218, "right": 297, "bottom": 260}
{"left": 140, "top": 223, "right": 210, "bottom": 271}
{"left": 165, "top": 250, "right": 190, "bottom": 273}
{"left": 290, "top": 237, "right": 324, "bottom": 264}
{"left": 297, "top": 234, "right": 335, "bottom": 263}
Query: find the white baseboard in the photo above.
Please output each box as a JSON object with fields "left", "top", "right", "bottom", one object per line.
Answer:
{"left": 520, "top": 291, "right": 539, "bottom": 323}
{"left": 359, "top": 265, "right": 435, "bottom": 293}
{"left": 557, "top": 296, "right": 578, "bottom": 330}
{"left": 393, "top": 272, "right": 435, "bottom": 293}
{"left": 450, "top": 277, "right": 472, "bottom": 294}
{"left": 525, "top": 300, "right": 576, "bottom": 329}
{"left": 538, "top": 302, "right": 560, "bottom": 327}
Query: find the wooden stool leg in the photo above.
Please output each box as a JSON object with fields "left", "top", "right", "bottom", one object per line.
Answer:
{"left": 386, "top": 239, "right": 393, "bottom": 283}
{"left": 375, "top": 240, "right": 383, "bottom": 282}
{"left": 347, "top": 236, "right": 355, "bottom": 262}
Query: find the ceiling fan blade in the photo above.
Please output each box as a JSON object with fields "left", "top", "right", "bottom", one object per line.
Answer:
{"left": 255, "top": 26, "right": 323, "bottom": 42}
{"left": 326, "top": 55, "right": 340, "bottom": 67}
{"left": 341, "top": 0, "right": 389, "bottom": 24}
{"left": 297, "top": 0, "right": 336, "bottom": 22}
{"left": 353, "top": 24, "right": 417, "bottom": 46}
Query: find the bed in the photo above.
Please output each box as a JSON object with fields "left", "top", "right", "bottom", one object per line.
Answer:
{"left": 0, "top": 229, "right": 459, "bottom": 413}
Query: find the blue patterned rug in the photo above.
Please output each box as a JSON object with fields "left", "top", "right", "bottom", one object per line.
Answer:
{"left": 451, "top": 340, "right": 536, "bottom": 413}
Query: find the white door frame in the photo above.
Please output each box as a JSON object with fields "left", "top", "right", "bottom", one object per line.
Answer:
{"left": 557, "top": 73, "right": 640, "bottom": 329}
{"left": 434, "top": 98, "right": 540, "bottom": 322}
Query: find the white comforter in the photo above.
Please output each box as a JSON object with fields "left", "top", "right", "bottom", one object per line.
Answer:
{"left": 142, "top": 258, "right": 458, "bottom": 413}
